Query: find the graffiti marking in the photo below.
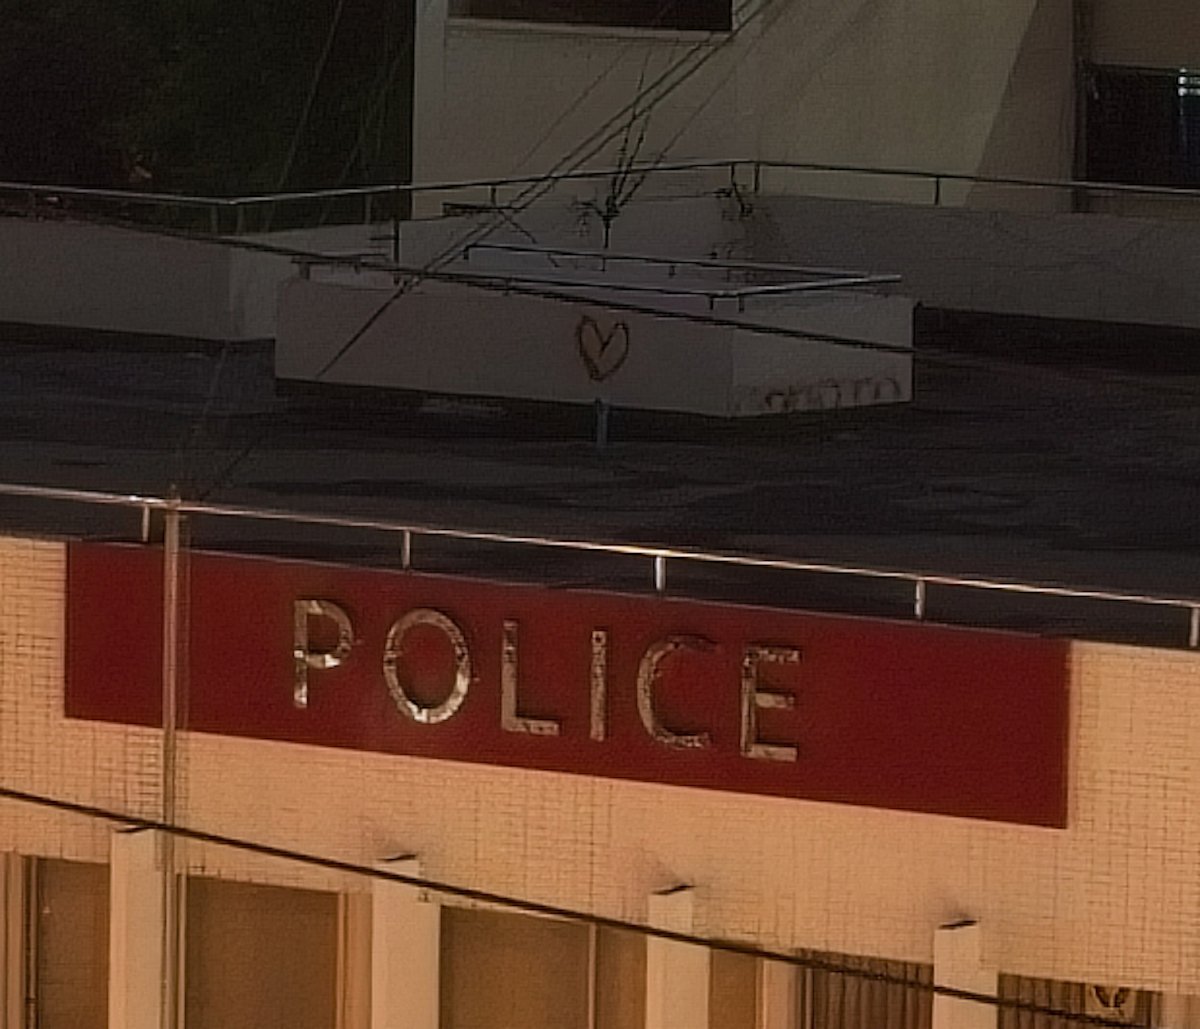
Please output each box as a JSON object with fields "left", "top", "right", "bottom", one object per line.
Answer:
{"left": 760, "top": 376, "right": 904, "bottom": 413}
{"left": 576, "top": 315, "right": 631, "bottom": 383}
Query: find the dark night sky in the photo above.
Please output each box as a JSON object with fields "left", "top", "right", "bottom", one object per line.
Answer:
{"left": 0, "top": 0, "right": 413, "bottom": 193}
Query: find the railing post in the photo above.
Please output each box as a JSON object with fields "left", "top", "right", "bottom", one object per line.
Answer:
{"left": 914, "top": 578, "right": 927, "bottom": 619}
{"left": 653, "top": 555, "right": 667, "bottom": 593}
{"left": 159, "top": 496, "right": 184, "bottom": 1029}
{"left": 594, "top": 399, "right": 610, "bottom": 450}
{"left": 400, "top": 530, "right": 413, "bottom": 570}
{"left": 392, "top": 185, "right": 401, "bottom": 266}
{"left": 208, "top": 205, "right": 220, "bottom": 235}
{"left": 489, "top": 184, "right": 498, "bottom": 209}
{"left": 1189, "top": 606, "right": 1199, "bottom": 649}
{"left": 752, "top": 161, "right": 762, "bottom": 195}
{"left": 140, "top": 504, "right": 152, "bottom": 544}
{"left": 933, "top": 177, "right": 942, "bottom": 206}
{"left": 235, "top": 204, "right": 245, "bottom": 235}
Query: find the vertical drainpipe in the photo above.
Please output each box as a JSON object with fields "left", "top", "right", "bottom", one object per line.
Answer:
{"left": 160, "top": 496, "right": 183, "bottom": 1029}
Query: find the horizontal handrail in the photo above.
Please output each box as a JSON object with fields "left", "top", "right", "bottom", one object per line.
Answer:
{"left": 0, "top": 181, "right": 232, "bottom": 208}
{"left": 6, "top": 156, "right": 1200, "bottom": 217}
{"left": 1, "top": 481, "right": 1199, "bottom": 647}
{"left": 0, "top": 160, "right": 738, "bottom": 211}
{"left": 368, "top": 267, "right": 897, "bottom": 300}
{"left": 752, "top": 158, "right": 1200, "bottom": 201}
{"left": 463, "top": 241, "right": 882, "bottom": 279}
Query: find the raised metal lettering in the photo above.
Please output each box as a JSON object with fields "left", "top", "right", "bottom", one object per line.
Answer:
{"left": 383, "top": 608, "right": 471, "bottom": 724}
{"left": 500, "top": 620, "right": 559, "bottom": 736}
{"left": 292, "top": 599, "right": 354, "bottom": 710}
{"left": 636, "top": 636, "right": 713, "bottom": 750}
{"left": 740, "top": 645, "right": 800, "bottom": 762}
{"left": 590, "top": 629, "right": 608, "bottom": 742}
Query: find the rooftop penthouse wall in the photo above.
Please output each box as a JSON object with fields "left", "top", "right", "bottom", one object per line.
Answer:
{"left": 413, "top": 1, "right": 1074, "bottom": 192}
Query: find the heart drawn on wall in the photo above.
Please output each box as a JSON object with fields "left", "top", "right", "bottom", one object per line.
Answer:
{"left": 575, "top": 315, "right": 631, "bottom": 383}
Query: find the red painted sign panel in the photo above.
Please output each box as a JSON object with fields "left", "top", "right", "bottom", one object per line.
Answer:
{"left": 66, "top": 542, "right": 1069, "bottom": 826}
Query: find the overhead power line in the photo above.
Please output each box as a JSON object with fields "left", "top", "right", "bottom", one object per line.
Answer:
{"left": 0, "top": 781, "right": 1160, "bottom": 1029}
{"left": 514, "top": 0, "right": 692, "bottom": 168}
{"left": 41, "top": 201, "right": 1200, "bottom": 406}
{"left": 39, "top": 194, "right": 1200, "bottom": 406}
{"left": 310, "top": 0, "right": 780, "bottom": 380}
{"left": 271, "top": 0, "right": 350, "bottom": 203}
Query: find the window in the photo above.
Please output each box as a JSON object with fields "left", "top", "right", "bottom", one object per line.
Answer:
{"left": 185, "top": 878, "right": 339, "bottom": 1029}
{"left": 30, "top": 859, "right": 109, "bottom": 1029}
{"left": 998, "top": 974, "right": 1160, "bottom": 1029}
{"left": 1085, "top": 64, "right": 1200, "bottom": 187}
{"left": 455, "top": 0, "right": 731, "bottom": 32}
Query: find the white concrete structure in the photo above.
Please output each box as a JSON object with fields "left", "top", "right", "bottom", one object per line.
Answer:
{"left": 0, "top": 217, "right": 291, "bottom": 341}
{"left": 413, "top": 1, "right": 1075, "bottom": 195}
{"left": 370, "top": 857, "right": 440, "bottom": 1029}
{"left": 7, "top": 0, "right": 1200, "bottom": 349}
{"left": 646, "top": 889, "right": 709, "bottom": 1029}
{"left": 108, "top": 831, "right": 167, "bottom": 1029}
{"left": 933, "top": 923, "right": 996, "bottom": 1029}
{"left": 275, "top": 248, "right": 913, "bottom": 416}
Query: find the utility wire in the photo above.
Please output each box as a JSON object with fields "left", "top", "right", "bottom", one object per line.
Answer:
{"left": 271, "top": 0, "right": 349, "bottom": 201}
{"left": 309, "top": 0, "right": 778, "bottom": 381}
{"left": 44, "top": 203, "right": 1200, "bottom": 402}
{"left": 348, "top": 261, "right": 917, "bottom": 357}
{"left": 179, "top": 0, "right": 752, "bottom": 487}
{"left": 513, "top": 0, "right": 691, "bottom": 169}
{"left": 0, "top": 781, "right": 1159, "bottom": 1029}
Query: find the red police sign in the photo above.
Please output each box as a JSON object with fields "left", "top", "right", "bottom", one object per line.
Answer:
{"left": 66, "top": 542, "right": 1069, "bottom": 826}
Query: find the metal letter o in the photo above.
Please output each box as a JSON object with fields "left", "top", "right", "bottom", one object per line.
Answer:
{"left": 383, "top": 608, "right": 472, "bottom": 725}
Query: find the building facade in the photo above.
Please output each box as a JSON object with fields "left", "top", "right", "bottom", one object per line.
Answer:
{"left": 413, "top": 0, "right": 1200, "bottom": 203}
{"left": 2, "top": 520, "right": 1200, "bottom": 1029}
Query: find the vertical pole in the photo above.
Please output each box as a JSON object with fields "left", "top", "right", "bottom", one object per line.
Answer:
{"left": 933, "top": 177, "right": 942, "bottom": 206}
{"left": 160, "top": 499, "right": 183, "bottom": 1029}
{"left": 654, "top": 555, "right": 667, "bottom": 593}
{"left": 400, "top": 530, "right": 413, "bottom": 571}
{"left": 23, "top": 860, "right": 36, "bottom": 1029}
{"left": 0, "top": 854, "right": 25, "bottom": 1029}
{"left": 161, "top": 500, "right": 181, "bottom": 827}
{"left": 914, "top": 578, "right": 927, "bottom": 619}
{"left": 753, "top": 161, "right": 762, "bottom": 195}
{"left": 586, "top": 924, "right": 599, "bottom": 1029}
{"left": 594, "top": 399, "right": 610, "bottom": 450}
{"left": 141, "top": 505, "right": 152, "bottom": 544}
{"left": 1189, "top": 606, "right": 1199, "bottom": 649}
{"left": 392, "top": 186, "right": 401, "bottom": 266}
{"left": 337, "top": 893, "right": 372, "bottom": 1029}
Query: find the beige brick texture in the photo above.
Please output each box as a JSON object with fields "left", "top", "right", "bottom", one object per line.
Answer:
{"left": 2, "top": 537, "right": 1199, "bottom": 993}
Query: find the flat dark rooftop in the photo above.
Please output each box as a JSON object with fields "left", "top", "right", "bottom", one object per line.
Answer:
{"left": 4, "top": 316, "right": 1200, "bottom": 647}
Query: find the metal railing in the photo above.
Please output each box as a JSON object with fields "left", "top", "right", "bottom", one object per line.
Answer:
{"left": 5, "top": 156, "right": 1200, "bottom": 236}
{"left": 2, "top": 480, "right": 1199, "bottom": 649}
{"left": 463, "top": 241, "right": 901, "bottom": 286}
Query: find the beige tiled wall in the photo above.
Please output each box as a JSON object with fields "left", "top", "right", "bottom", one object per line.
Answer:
{"left": 3, "top": 537, "right": 1200, "bottom": 993}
